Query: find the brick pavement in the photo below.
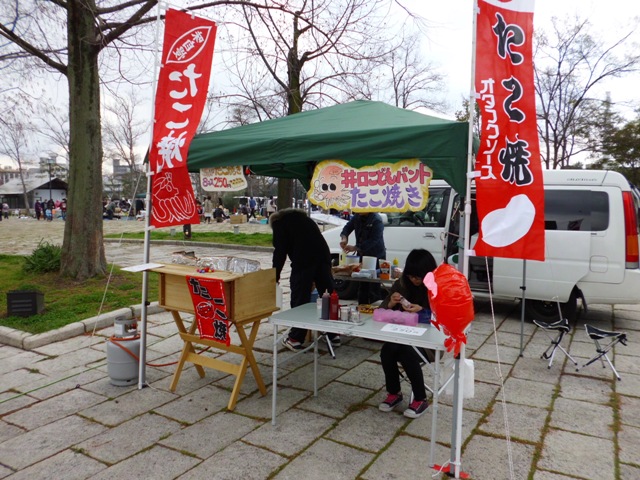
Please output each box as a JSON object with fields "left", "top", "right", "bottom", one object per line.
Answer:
{"left": 0, "top": 216, "right": 639, "bottom": 479}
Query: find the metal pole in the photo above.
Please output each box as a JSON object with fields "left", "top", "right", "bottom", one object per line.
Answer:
{"left": 449, "top": 352, "right": 463, "bottom": 479}
{"left": 519, "top": 260, "right": 527, "bottom": 356}
{"left": 138, "top": 0, "right": 163, "bottom": 390}
{"left": 462, "top": 0, "right": 479, "bottom": 279}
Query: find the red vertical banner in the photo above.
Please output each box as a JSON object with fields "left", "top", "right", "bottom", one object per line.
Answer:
{"left": 149, "top": 9, "right": 217, "bottom": 228}
{"left": 474, "top": 0, "right": 545, "bottom": 260}
{"left": 186, "top": 276, "right": 230, "bottom": 345}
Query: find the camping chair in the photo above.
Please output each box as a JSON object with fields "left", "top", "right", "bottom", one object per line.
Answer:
{"left": 580, "top": 324, "right": 627, "bottom": 381}
{"left": 533, "top": 318, "right": 578, "bottom": 369}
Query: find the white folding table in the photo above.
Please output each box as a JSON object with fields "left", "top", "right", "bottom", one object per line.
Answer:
{"left": 269, "top": 303, "right": 458, "bottom": 470}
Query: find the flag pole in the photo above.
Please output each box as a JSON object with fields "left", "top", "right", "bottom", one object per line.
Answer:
{"left": 445, "top": 3, "right": 479, "bottom": 479}
{"left": 462, "top": 2, "right": 479, "bottom": 281}
{"left": 138, "top": 1, "right": 164, "bottom": 390}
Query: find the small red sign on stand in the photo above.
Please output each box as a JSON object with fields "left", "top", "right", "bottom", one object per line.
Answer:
{"left": 186, "top": 276, "right": 230, "bottom": 345}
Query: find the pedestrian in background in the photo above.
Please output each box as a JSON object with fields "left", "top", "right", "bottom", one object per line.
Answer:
{"left": 203, "top": 196, "right": 213, "bottom": 224}
{"left": 266, "top": 196, "right": 276, "bottom": 218}
{"left": 249, "top": 196, "right": 257, "bottom": 219}
{"left": 35, "top": 201, "right": 42, "bottom": 221}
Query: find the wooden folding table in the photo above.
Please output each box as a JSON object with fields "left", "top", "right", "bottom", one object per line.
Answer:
{"left": 151, "top": 264, "right": 278, "bottom": 411}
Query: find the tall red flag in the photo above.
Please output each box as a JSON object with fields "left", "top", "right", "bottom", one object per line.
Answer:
{"left": 149, "top": 9, "right": 217, "bottom": 228}
{"left": 474, "top": 0, "right": 545, "bottom": 260}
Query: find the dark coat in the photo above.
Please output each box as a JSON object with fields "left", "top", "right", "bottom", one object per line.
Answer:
{"left": 379, "top": 277, "right": 430, "bottom": 311}
{"left": 270, "top": 208, "right": 332, "bottom": 283}
{"left": 340, "top": 213, "right": 386, "bottom": 259}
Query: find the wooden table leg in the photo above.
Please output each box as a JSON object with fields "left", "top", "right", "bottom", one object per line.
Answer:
{"left": 226, "top": 320, "right": 266, "bottom": 410}
{"left": 169, "top": 311, "right": 205, "bottom": 392}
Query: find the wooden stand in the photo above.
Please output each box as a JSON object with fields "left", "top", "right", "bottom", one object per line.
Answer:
{"left": 151, "top": 264, "right": 278, "bottom": 411}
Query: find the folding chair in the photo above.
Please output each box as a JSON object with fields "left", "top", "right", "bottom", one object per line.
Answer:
{"left": 580, "top": 324, "right": 627, "bottom": 381}
{"left": 533, "top": 318, "right": 578, "bottom": 369}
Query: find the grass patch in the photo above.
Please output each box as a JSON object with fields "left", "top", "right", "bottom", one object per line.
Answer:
{"left": 104, "top": 230, "right": 273, "bottom": 247}
{"left": 0, "top": 254, "right": 159, "bottom": 335}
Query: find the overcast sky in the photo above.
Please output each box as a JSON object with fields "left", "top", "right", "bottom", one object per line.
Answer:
{"left": 408, "top": 0, "right": 640, "bottom": 114}
{"left": 2, "top": 0, "right": 639, "bottom": 168}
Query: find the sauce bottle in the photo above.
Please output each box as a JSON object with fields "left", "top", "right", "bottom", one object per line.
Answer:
{"left": 321, "top": 290, "right": 330, "bottom": 320}
{"left": 329, "top": 290, "right": 339, "bottom": 320}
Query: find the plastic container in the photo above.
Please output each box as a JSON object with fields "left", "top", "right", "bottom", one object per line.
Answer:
{"left": 379, "top": 260, "right": 391, "bottom": 280}
{"left": 329, "top": 290, "right": 339, "bottom": 320}
{"left": 345, "top": 255, "right": 360, "bottom": 265}
{"left": 321, "top": 291, "right": 330, "bottom": 320}
{"left": 310, "top": 288, "right": 319, "bottom": 303}
{"left": 362, "top": 256, "right": 377, "bottom": 270}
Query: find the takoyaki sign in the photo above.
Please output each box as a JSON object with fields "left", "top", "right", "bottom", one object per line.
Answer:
{"left": 308, "top": 159, "right": 432, "bottom": 212}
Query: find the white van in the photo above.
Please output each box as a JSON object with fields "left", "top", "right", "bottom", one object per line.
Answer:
{"left": 323, "top": 170, "right": 640, "bottom": 322}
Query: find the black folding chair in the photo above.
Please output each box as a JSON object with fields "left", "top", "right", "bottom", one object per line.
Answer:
{"left": 533, "top": 318, "right": 578, "bottom": 369}
{"left": 580, "top": 324, "right": 627, "bottom": 381}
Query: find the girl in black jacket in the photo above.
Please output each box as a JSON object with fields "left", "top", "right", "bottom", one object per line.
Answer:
{"left": 378, "top": 248, "right": 437, "bottom": 418}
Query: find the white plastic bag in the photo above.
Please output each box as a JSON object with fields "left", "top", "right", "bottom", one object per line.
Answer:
{"left": 444, "top": 359, "right": 474, "bottom": 399}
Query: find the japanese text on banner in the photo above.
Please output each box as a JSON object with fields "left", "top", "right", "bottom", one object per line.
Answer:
{"left": 474, "top": 0, "right": 545, "bottom": 260}
{"left": 149, "top": 9, "right": 217, "bottom": 228}
{"left": 308, "top": 159, "right": 432, "bottom": 213}
{"left": 186, "top": 276, "right": 230, "bottom": 345}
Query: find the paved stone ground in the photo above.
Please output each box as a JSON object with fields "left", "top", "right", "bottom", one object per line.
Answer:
{"left": 0, "top": 216, "right": 639, "bottom": 479}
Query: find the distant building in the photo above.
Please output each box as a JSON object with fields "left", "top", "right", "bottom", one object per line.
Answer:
{"left": 0, "top": 166, "right": 22, "bottom": 186}
{"left": 0, "top": 173, "right": 68, "bottom": 210}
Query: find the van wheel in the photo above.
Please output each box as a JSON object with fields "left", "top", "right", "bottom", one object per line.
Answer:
{"left": 334, "top": 278, "right": 359, "bottom": 300}
{"left": 525, "top": 289, "right": 578, "bottom": 323}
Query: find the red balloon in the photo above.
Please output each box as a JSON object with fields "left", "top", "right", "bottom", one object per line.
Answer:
{"left": 425, "top": 264, "right": 474, "bottom": 356}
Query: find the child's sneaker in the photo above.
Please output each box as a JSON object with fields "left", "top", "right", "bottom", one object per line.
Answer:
{"left": 403, "top": 399, "right": 429, "bottom": 418}
{"left": 329, "top": 335, "right": 341, "bottom": 347}
{"left": 282, "top": 336, "right": 304, "bottom": 351}
{"left": 378, "top": 393, "right": 403, "bottom": 412}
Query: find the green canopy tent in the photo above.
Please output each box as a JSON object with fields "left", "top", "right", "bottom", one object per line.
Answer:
{"left": 187, "top": 100, "right": 472, "bottom": 195}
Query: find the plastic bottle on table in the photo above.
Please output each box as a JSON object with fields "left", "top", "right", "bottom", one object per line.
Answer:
{"left": 392, "top": 257, "right": 400, "bottom": 279}
{"left": 321, "top": 290, "right": 330, "bottom": 320}
{"left": 329, "top": 290, "right": 339, "bottom": 320}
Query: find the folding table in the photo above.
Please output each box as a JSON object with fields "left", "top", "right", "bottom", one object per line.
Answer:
{"left": 268, "top": 303, "right": 461, "bottom": 471}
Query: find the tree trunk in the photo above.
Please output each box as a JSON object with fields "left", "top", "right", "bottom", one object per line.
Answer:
{"left": 277, "top": 13, "right": 304, "bottom": 211}
{"left": 60, "top": 0, "right": 107, "bottom": 279}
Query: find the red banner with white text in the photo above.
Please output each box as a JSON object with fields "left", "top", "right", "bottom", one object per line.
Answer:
{"left": 473, "top": 0, "right": 545, "bottom": 260}
{"left": 186, "top": 276, "right": 230, "bottom": 345}
{"left": 149, "top": 9, "right": 217, "bottom": 228}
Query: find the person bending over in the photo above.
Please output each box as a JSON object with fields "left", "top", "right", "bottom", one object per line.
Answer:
{"left": 270, "top": 208, "right": 338, "bottom": 351}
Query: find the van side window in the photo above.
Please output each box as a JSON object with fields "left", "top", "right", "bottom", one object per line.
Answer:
{"left": 385, "top": 187, "right": 450, "bottom": 227}
{"left": 545, "top": 190, "right": 609, "bottom": 231}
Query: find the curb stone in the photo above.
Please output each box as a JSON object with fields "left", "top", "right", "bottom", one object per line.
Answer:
{"left": 104, "top": 238, "right": 274, "bottom": 253}
{"left": 0, "top": 302, "right": 165, "bottom": 351}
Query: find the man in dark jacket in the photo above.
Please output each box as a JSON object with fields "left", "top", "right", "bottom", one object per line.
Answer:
{"left": 339, "top": 212, "right": 387, "bottom": 304}
{"left": 270, "top": 208, "right": 336, "bottom": 351}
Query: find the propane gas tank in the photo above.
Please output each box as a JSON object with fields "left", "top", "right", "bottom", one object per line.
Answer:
{"left": 106, "top": 317, "right": 140, "bottom": 386}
